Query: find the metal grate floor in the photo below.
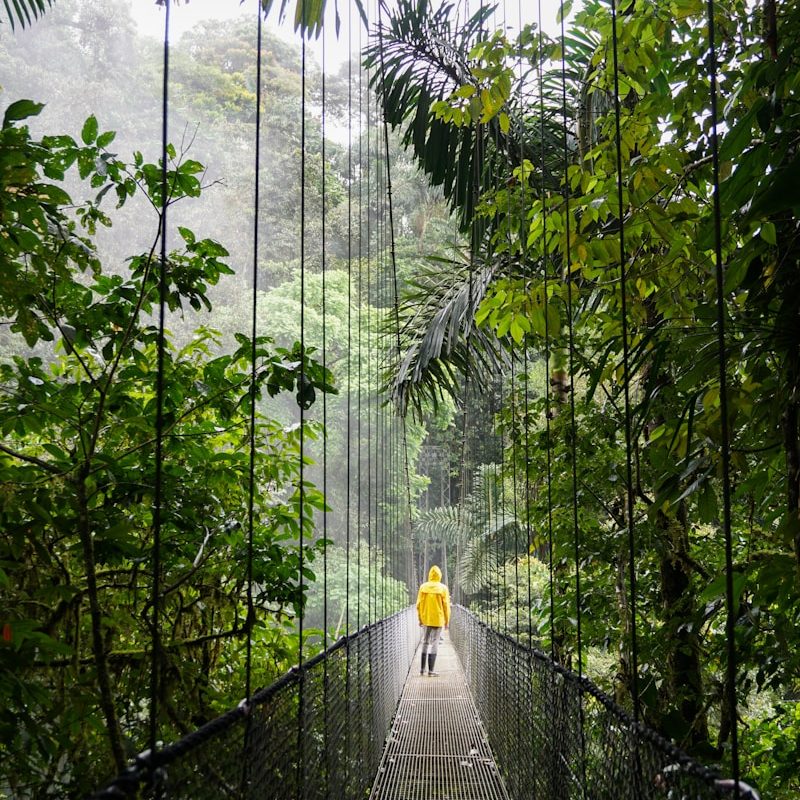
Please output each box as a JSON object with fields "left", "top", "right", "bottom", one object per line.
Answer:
{"left": 370, "top": 636, "right": 509, "bottom": 800}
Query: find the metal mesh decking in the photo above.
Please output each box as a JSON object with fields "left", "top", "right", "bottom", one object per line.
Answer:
{"left": 370, "top": 635, "right": 509, "bottom": 800}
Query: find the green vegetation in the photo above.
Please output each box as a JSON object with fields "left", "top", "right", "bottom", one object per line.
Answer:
{"left": 0, "top": 100, "right": 338, "bottom": 795}
{"left": 2, "top": 0, "right": 799, "bottom": 797}
{"left": 0, "top": 4, "right": 427, "bottom": 794}
{"left": 373, "top": 0, "right": 800, "bottom": 795}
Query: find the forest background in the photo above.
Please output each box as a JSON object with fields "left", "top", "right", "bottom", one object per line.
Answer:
{"left": 1, "top": 0, "right": 799, "bottom": 798}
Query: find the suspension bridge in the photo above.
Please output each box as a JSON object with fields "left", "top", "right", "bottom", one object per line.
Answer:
{"left": 92, "top": 605, "right": 755, "bottom": 799}
{"left": 2, "top": 0, "right": 787, "bottom": 796}
{"left": 89, "top": 0, "right": 761, "bottom": 794}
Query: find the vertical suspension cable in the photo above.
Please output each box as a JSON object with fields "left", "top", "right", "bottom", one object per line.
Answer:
{"left": 365, "top": 32, "right": 374, "bottom": 625}
{"left": 536, "top": 9, "right": 562, "bottom": 796}
{"left": 511, "top": 364, "right": 521, "bottom": 642}
{"left": 500, "top": 0, "right": 521, "bottom": 646}
{"left": 515, "top": 0, "right": 534, "bottom": 648}
{"left": 320, "top": 17, "right": 331, "bottom": 796}
{"left": 559, "top": 0, "right": 588, "bottom": 792}
{"left": 609, "top": 0, "right": 641, "bottom": 723}
{"left": 239, "top": 11, "right": 263, "bottom": 792}
{"left": 706, "top": 0, "right": 740, "bottom": 790}
{"left": 356, "top": 6, "right": 368, "bottom": 766}
{"left": 499, "top": 410, "right": 508, "bottom": 634}
{"left": 245, "top": 0, "right": 264, "bottom": 709}
{"left": 447, "top": 0, "right": 470, "bottom": 611}
{"left": 377, "top": 118, "right": 388, "bottom": 621}
{"left": 512, "top": 6, "right": 535, "bottom": 790}
{"left": 457, "top": 381, "right": 470, "bottom": 607}
{"left": 374, "top": 78, "right": 382, "bottom": 622}
{"left": 345, "top": 0, "right": 354, "bottom": 640}
{"left": 356, "top": 18, "right": 364, "bottom": 630}
{"left": 377, "top": 0, "right": 416, "bottom": 600}
{"left": 296, "top": 25, "right": 308, "bottom": 797}
{"left": 344, "top": 2, "right": 354, "bottom": 790}
{"left": 149, "top": 0, "right": 170, "bottom": 772}
{"left": 376, "top": 82, "right": 384, "bottom": 621}
{"left": 321, "top": 8, "right": 328, "bottom": 650}
{"left": 537, "top": 0, "right": 557, "bottom": 664}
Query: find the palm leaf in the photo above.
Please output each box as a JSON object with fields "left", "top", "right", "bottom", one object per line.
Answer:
{"left": 3, "top": 0, "right": 54, "bottom": 31}
{"left": 415, "top": 505, "right": 464, "bottom": 545}
{"left": 255, "top": 0, "right": 368, "bottom": 38}
{"left": 365, "top": 0, "right": 520, "bottom": 232}
{"left": 367, "top": 0, "right": 587, "bottom": 229}
{"left": 372, "top": 0, "right": 597, "bottom": 412}
{"left": 385, "top": 247, "right": 510, "bottom": 416}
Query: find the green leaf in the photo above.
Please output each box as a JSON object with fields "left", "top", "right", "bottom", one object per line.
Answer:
{"left": 749, "top": 153, "right": 800, "bottom": 218}
{"left": 719, "top": 98, "right": 765, "bottom": 162}
{"left": 699, "top": 571, "right": 746, "bottom": 616}
{"left": 81, "top": 115, "right": 98, "bottom": 145}
{"left": 453, "top": 84, "right": 476, "bottom": 99}
{"left": 96, "top": 130, "right": 116, "bottom": 148}
{"left": 697, "top": 481, "right": 718, "bottom": 523}
{"left": 3, "top": 99, "right": 45, "bottom": 126}
{"left": 760, "top": 221, "right": 777, "bottom": 246}
{"left": 33, "top": 183, "right": 72, "bottom": 206}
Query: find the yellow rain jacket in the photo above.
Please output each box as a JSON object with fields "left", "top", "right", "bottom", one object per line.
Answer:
{"left": 416, "top": 565, "right": 451, "bottom": 628}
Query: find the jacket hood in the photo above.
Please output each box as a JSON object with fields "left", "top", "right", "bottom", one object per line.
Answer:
{"left": 428, "top": 565, "right": 442, "bottom": 582}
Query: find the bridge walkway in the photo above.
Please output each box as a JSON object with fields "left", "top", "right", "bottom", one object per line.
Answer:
{"left": 370, "top": 634, "right": 510, "bottom": 800}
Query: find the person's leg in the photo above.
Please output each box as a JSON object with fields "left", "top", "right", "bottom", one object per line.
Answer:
{"left": 426, "top": 626, "right": 442, "bottom": 674}
{"left": 421, "top": 626, "right": 433, "bottom": 673}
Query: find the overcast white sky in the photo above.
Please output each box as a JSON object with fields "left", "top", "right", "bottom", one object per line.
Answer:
{"left": 130, "top": 0, "right": 570, "bottom": 68}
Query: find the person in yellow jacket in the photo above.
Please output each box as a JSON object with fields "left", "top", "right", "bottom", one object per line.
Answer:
{"left": 416, "top": 565, "right": 451, "bottom": 676}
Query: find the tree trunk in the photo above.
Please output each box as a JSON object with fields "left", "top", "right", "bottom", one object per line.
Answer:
{"left": 658, "top": 509, "right": 710, "bottom": 750}
{"left": 783, "top": 352, "right": 800, "bottom": 572}
{"left": 75, "top": 469, "right": 126, "bottom": 772}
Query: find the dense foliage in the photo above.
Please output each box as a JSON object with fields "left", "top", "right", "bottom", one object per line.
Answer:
{"left": 5, "top": 0, "right": 798, "bottom": 796}
{"left": 0, "top": 100, "right": 341, "bottom": 794}
{"left": 0, "top": 4, "right": 432, "bottom": 793}
{"left": 375, "top": 0, "right": 800, "bottom": 795}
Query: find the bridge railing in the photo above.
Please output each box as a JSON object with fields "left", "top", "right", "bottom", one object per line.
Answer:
{"left": 91, "top": 606, "right": 418, "bottom": 799}
{"left": 450, "top": 604, "right": 756, "bottom": 800}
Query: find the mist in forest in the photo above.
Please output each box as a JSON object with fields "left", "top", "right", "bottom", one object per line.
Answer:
{"left": 0, "top": 0, "right": 446, "bottom": 633}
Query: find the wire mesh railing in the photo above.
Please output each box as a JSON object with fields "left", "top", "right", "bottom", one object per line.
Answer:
{"left": 449, "top": 605, "right": 757, "bottom": 800}
{"left": 91, "top": 607, "right": 418, "bottom": 799}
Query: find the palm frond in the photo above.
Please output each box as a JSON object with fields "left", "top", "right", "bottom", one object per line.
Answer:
{"left": 3, "top": 0, "right": 54, "bottom": 31}
{"left": 366, "top": 0, "right": 523, "bottom": 231}
{"left": 255, "top": 0, "right": 367, "bottom": 38}
{"left": 384, "top": 248, "right": 510, "bottom": 416}
{"left": 460, "top": 536, "right": 492, "bottom": 594}
{"left": 372, "top": 1, "right": 599, "bottom": 413}
{"left": 415, "top": 505, "right": 465, "bottom": 545}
